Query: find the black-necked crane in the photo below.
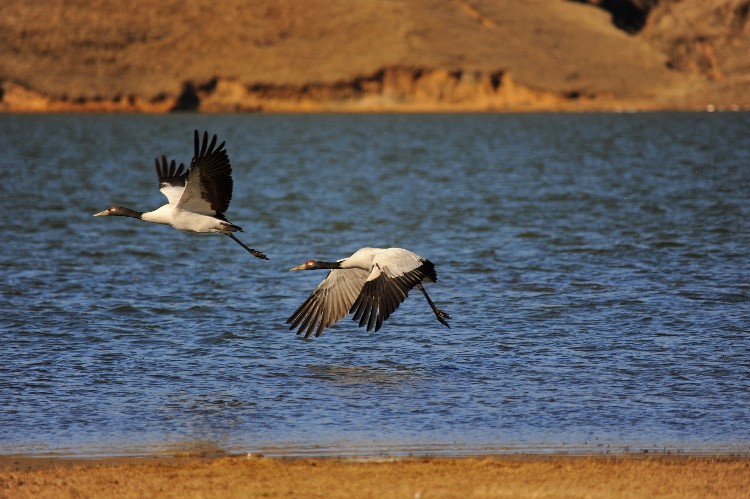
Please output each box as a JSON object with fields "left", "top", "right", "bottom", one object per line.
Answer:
{"left": 287, "top": 247, "right": 451, "bottom": 337}
{"left": 94, "top": 130, "right": 268, "bottom": 260}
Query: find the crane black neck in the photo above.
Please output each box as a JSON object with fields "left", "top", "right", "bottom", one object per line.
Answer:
{"left": 314, "top": 261, "right": 342, "bottom": 269}
{"left": 114, "top": 206, "right": 145, "bottom": 219}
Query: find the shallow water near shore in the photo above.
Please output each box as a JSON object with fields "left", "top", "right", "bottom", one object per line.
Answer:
{"left": 1, "top": 112, "right": 749, "bottom": 457}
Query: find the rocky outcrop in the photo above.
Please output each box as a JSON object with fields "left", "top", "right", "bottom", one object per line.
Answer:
{"left": 644, "top": 1, "right": 750, "bottom": 78}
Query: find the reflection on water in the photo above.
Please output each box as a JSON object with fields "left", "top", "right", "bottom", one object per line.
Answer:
{"left": 0, "top": 112, "right": 749, "bottom": 457}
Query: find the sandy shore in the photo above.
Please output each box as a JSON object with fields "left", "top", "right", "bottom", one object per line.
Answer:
{"left": 1, "top": 453, "right": 748, "bottom": 498}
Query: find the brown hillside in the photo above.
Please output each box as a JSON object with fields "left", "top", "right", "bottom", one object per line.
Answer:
{"left": 1, "top": 0, "right": 748, "bottom": 112}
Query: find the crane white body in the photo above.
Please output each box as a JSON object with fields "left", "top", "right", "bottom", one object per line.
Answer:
{"left": 288, "top": 247, "right": 450, "bottom": 337}
{"left": 141, "top": 204, "right": 233, "bottom": 233}
{"left": 95, "top": 130, "right": 267, "bottom": 259}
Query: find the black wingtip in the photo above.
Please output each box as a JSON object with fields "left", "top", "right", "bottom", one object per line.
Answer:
{"left": 156, "top": 154, "right": 187, "bottom": 186}
{"left": 207, "top": 133, "right": 217, "bottom": 156}
{"left": 192, "top": 130, "right": 224, "bottom": 159}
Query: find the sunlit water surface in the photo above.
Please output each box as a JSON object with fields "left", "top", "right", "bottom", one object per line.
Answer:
{"left": 1, "top": 113, "right": 748, "bottom": 457}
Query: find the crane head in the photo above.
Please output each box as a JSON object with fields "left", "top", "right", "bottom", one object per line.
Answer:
{"left": 290, "top": 260, "right": 317, "bottom": 271}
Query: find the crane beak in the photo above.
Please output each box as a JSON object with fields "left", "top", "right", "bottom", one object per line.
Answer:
{"left": 93, "top": 210, "right": 109, "bottom": 216}
{"left": 289, "top": 264, "right": 307, "bottom": 271}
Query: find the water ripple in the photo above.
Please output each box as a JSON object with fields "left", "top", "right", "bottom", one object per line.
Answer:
{"left": 0, "top": 113, "right": 749, "bottom": 456}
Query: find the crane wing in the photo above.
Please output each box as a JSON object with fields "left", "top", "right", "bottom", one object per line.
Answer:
{"left": 287, "top": 268, "right": 370, "bottom": 338}
{"left": 350, "top": 251, "right": 437, "bottom": 332}
{"left": 176, "top": 130, "right": 233, "bottom": 216}
{"left": 155, "top": 155, "right": 187, "bottom": 205}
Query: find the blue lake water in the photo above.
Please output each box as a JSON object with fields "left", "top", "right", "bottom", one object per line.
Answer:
{"left": 0, "top": 112, "right": 749, "bottom": 457}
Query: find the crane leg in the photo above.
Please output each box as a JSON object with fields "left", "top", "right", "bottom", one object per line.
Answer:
{"left": 226, "top": 233, "right": 269, "bottom": 260}
{"left": 417, "top": 282, "right": 451, "bottom": 329}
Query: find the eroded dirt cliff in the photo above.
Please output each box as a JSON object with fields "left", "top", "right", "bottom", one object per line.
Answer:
{"left": 1, "top": 0, "right": 748, "bottom": 112}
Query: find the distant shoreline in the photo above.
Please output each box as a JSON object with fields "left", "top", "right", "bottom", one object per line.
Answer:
{"left": 1, "top": 104, "right": 746, "bottom": 114}
{"left": 1, "top": 76, "right": 746, "bottom": 115}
